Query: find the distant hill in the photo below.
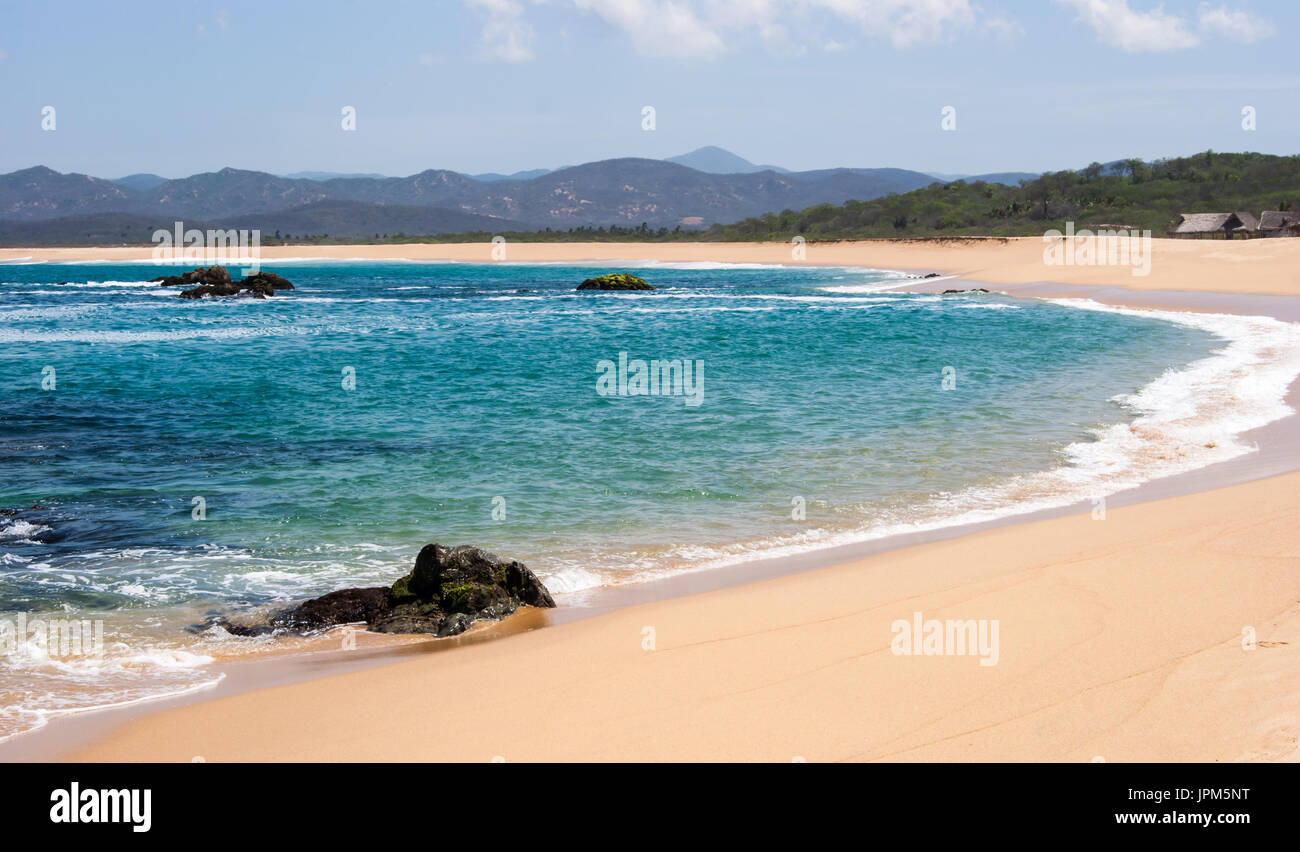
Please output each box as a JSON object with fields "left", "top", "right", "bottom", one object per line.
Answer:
{"left": 280, "top": 171, "right": 390, "bottom": 181}
{"left": 21, "top": 151, "right": 1286, "bottom": 246}
{"left": 927, "top": 171, "right": 1040, "bottom": 185}
{"left": 0, "top": 201, "right": 524, "bottom": 244}
{"left": 665, "top": 146, "right": 789, "bottom": 174}
{"left": 469, "top": 169, "right": 552, "bottom": 182}
{"left": 0, "top": 167, "right": 139, "bottom": 219}
{"left": 236, "top": 200, "right": 524, "bottom": 238}
{"left": 0, "top": 159, "right": 939, "bottom": 239}
{"left": 111, "top": 173, "right": 169, "bottom": 191}
{"left": 0, "top": 212, "right": 178, "bottom": 246}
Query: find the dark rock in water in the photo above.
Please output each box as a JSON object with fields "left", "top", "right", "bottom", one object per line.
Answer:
{"left": 270, "top": 587, "right": 390, "bottom": 632}
{"left": 941, "top": 288, "right": 991, "bottom": 294}
{"left": 178, "top": 281, "right": 264, "bottom": 299}
{"left": 576, "top": 273, "right": 653, "bottom": 291}
{"left": 152, "top": 266, "right": 230, "bottom": 288}
{"left": 206, "top": 543, "right": 556, "bottom": 639}
{"left": 923, "top": 273, "right": 941, "bottom": 279}
{"left": 242, "top": 271, "right": 294, "bottom": 291}
{"left": 374, "top": 542, "right": 556, "bottom": 635}
{"left": 0, "top": 503, "right": 47, "bottom": 517}
{"left": 151, "top": 265, "right": 293, "bottom": 299}
{"left": 0, "top": 503, "right": 56, "bottom": 543}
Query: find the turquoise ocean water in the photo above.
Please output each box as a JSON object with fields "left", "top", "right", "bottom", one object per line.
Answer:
{"left": 1, "top": 259, "right": 1297, "bottom": 737}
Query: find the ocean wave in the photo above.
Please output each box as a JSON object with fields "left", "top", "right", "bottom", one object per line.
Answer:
{"left": 0, "top": 519, "right": 51, "bottom": 543}
{"left": 536, "top": 565, "right": 605, "bottom": 594}
{"left": 818, "top": 280, "right": 926, "bottom": 294}
{"left": 0, "top": 304, "right": 102, "bottom": 321}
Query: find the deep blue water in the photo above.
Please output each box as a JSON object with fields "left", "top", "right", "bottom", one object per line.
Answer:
{"left": 0, "top": 261, "right": 1220, "bottom": 601}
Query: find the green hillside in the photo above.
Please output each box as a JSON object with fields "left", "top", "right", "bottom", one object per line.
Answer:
{"left": 704, "top": 151, "right": 1300, "bottom": 240}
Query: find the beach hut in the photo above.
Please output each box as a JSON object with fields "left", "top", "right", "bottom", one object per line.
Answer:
{"left": 1258, "top": 211, "right": 1300, "bottom": 237}
{"left": 1168, "top": 212, "right": 1256, "bottom": 238}
{"left": 1230, "top": 211, "right": 1259, "bottom": 236}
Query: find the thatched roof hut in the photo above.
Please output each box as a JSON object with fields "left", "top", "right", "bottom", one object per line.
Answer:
{"left": 1231, "top": 211, "right": 1259, "bottom": 233}
{"left": 1169, "top": 212, "right": 1255, "bottom": 238}
{"left": 1258, "top": 211, "right": 1300, "bottom": 236}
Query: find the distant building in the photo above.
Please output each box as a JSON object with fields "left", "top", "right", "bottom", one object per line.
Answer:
{"left": 1258, "top": 211, "right": 1300, "bottom": 237}
{"left": 1231, "top": 211, "right": 1260, "bottom": 235}
{"left": 1168, "top": 211, "right": 1258, "bottom": 238}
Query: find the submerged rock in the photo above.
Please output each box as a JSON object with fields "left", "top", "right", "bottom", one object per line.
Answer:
{"left": 206, "top": 543, "right": 555, "bottom": 639}
{"left": 941, "top": 288, "right": 990, "bottom": 294}
{"left": 576, "top": 273, "right": 653, "bottom": 291}
{"left": 151, "top": 265, "right": 293, "bottom": 299}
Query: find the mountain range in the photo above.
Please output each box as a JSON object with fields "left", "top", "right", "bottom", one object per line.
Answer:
{"left": 0, "top": 147, "right": 1040, "bottom": 243}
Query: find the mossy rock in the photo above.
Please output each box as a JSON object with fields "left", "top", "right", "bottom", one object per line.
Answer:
{"left": 576, "top": 273, "right": 653, "bottom": 291}
{"left": 205, "top": 542, "right": 555, "bottom": 639}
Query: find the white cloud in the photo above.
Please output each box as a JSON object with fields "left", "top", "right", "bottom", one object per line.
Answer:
{"left": 464, "top": 0, "right": 1014, "bottom": 61}
{"left": 806, "top": 0, "right": 978, "bottom": 49}
{"left": 467, "top": 0, "right": 538, "bottom": 63}
{"left": 573, "top": 0, "right": 990, "bottom": 56}
{"left": 1055, "top": 0, "right": 1200, "bottom": 53}
{"left": 572, "top": 1, "right": 728, "bottom": 59}
{"left": 984, "top": 13, "right": 1025, "bottom": 40}
{"left": 1198, "top": 4, "right": 1274, "bottom": 43}
{"left": 1057, "top": 1, "right": 1275, "bottom": 53}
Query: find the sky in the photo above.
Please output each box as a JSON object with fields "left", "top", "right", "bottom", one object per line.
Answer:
{"left": 0, "top": 0, "right": 1295, "bottom": 178}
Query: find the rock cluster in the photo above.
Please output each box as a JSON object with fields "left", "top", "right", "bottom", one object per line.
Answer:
{"left": 150, "top": 266, "right": 294, "bottom": 299}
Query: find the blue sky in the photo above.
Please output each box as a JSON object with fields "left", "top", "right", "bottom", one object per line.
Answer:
{"left": 0, "top": 0, "right": 1294, "bottom": 178}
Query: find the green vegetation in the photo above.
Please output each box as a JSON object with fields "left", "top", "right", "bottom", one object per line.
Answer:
{"left": 439, "top": 582, "right": 474, "bottom": 609}
{"left": 707, "top": 151, "right": 1300, "bottom": 240}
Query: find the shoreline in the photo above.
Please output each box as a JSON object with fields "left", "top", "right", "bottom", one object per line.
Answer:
{"left": 3, "top": 238, "right": 1298, "bottom": 762}
{"left": 3, "top": 235, "right": 1299, "bottom": 297}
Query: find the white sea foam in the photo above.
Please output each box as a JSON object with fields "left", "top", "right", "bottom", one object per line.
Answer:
{"left": 819, "top": 280, "right": 925, "bottom": 294}
{"left": 0, "top": 304, "right": 101, "bottom": 320}
{"left": 537, "top": 566, "right": 605, "bottom": 594}
{"left": 942, "top": 302, "right": 1021, "bottom": 310}
{"left": 0, "top": 672, "right": 224, "bottom": 742}
{"left": 0, "top": 519, "right": 50, "bottom": 543}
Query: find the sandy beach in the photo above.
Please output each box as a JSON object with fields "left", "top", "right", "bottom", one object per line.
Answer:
{"left": 60, "top": 471, "right": 1300, "bottom": 762}
{"left": 4, "top": 235, "right": 1299, "bottom": 296}
{"left": 5, "top": 237, "right": 1298, "bottom": 762}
